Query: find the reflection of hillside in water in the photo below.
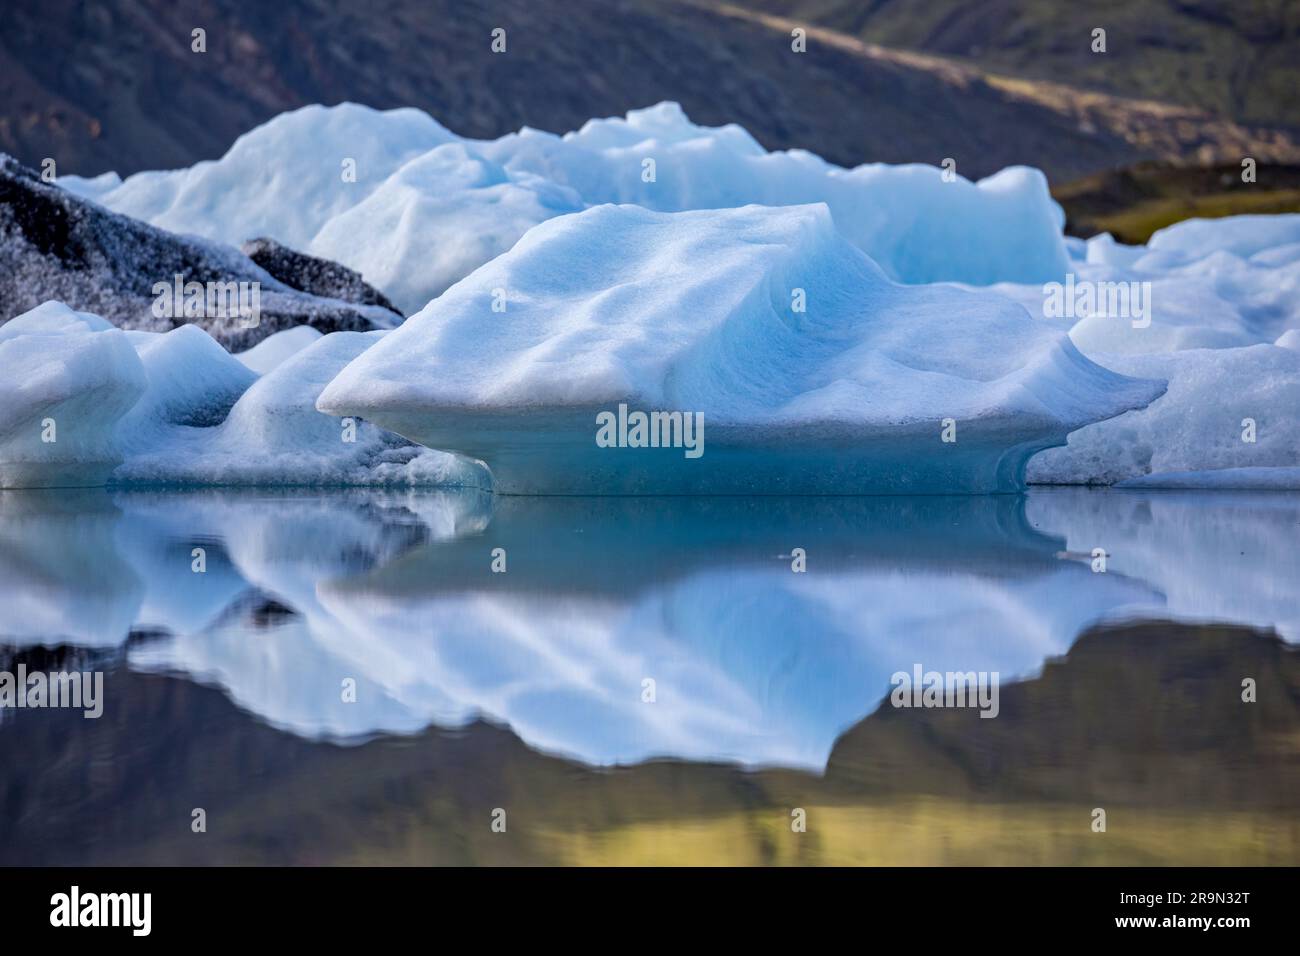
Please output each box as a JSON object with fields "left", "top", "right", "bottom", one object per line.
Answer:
{"left": 1, "top": 619, "right": 1296, "bottom": 866}
{"left": 0, "top": 488, "right": 1297, "bottom": 772}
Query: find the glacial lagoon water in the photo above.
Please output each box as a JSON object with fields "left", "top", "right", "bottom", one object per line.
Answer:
{"left": 1, "top": 487, "right": 1297, "bottom": 865}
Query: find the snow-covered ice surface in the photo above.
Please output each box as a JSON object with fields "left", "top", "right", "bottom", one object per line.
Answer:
{"left": 234, "top": 325, "right": 323, "bottom": 374}
{"left": 112, "top": 329, "right": 485, "bottom": 488}
{"left": 0, "top": 302, "right": 146, "bottom": 488}
{"left": 35, "top": 104, "right": 1300, "bottom": 492}
{"left": 990, "top": 217, "right": 1300, "bottom": 488}
{"left": 319, "top": 203, "right": 1160, "bottom": 494}
{"left": 64, "top": 101, "right": 1070, "bottom": 315}
{"left": 0, "top": 303, "right": 484, "bottom": 489}
{"left": 0, "top": 488, "right": 1294, "bottom": 768}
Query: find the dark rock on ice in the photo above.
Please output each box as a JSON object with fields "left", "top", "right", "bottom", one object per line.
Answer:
{"left": 0, "top": 154, "right": 398, "bottom": 351}
{"left": 241, "top": 237, "right": 402, "bottom": 316}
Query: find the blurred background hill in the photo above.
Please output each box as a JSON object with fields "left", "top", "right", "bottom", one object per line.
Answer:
{"left": 2, "top": 0, "right": 1298, "bottom": 238}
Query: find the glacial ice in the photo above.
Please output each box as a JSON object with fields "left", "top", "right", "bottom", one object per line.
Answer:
{"left": 1027, "top": 345, "right": 1300, "bottom": 486}
{"left": 112, "top": 330, "right": 485, "bottom": 488}
{"left": 61, "top": 103, "right": 457, "bottom": 251}
{"left": 318, "top": 203, "right": 1161, "bottom": 494}
{"left": 31, "top": 102, "right": 1300, "bottom": 493}
{"left": 2, "top": 153, "right": 400, "bottom": 352}
{"left": 233, "top": 325, "right": 324, "bottom": 374}
{"left": 0, "top": 302, "right": 146, "bottom": 488}
{"left": 988, "top": 217, "right": 1300, "bottom": 488}
{"left": 309, "top": 144, "right": 585, "bottom": 314}
{"left": 65, "top": 101, "right": 1070, "bottom": 313}
{"left": 0, "top": 304, "right": 482, "bottom": 489}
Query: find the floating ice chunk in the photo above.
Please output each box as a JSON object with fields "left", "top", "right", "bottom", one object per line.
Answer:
{"left": 1143, "top": 213, "right": 1300, "bottom": 264}
{"left": 0, "top": 302, "right": 147, "bottom": 488}
{"left": 79, "top": 102, "right": 1070, "bottom": 306}
{"left": 61, "top": 103, "right": 457, "bottom": 249}
{"left": 117, "top": 325, "right": 258, "bottom": 448}
{"left": 486, "top": 103, "right": 1070, "bottom": 286}
{"left": 0, "top": 299, "right": 115, "bottom": 339}
{"left": 319, "top": 204, "right": 1161, "bottom": 494}
{"left": 1027, "top": 344, "right": 1300, "bottom": 486}
{"left": 983, "top": 216, "right": 1300, "bottom": 358}
{"left": 56, "top": 169, "right": 122, "bottom": 201}
{"left": 1085, "top": 232, "right": 1147, "bottom": 269}
{"left": 308, "top": 143, "right": 584, "bottom": 315}
{"left": 113, "top": 330, "right": 485, "bottom": 487}
{"left": 234, "top": 325, "right": 324, "bottom": 374}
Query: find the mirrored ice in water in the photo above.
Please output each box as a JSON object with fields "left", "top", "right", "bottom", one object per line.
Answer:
{"left": 1, "top": 487, "right": 1296, "bottom": 865}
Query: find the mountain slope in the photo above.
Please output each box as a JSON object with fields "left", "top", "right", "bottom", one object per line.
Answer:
{"left": 2, "top": 0, "right": 1298, "bottom": 183}
{"left": 729, "top": 0, "right": 1300, "bottom": 128}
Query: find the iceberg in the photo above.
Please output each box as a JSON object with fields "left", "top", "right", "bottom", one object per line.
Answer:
{"left": 233, "top": 325, "right": 324, "bottom": 375}
{"left": 1027, "top": 344, "right": 1300, "bottom": 487}
{"left": 67, "top": 102, "right": 1071, "bottom": 313}
{"left": 309, "top": 144, "right": 584, "bottom": 315}
{"left": 318, "top": 203, "right": 1161, "bottom": 494}
{"left": 986, "top": 221, "right": 1300, "bottom": 359}
{"left": 112, "top": 329, "right": 486, "bottom": 488}
{"left": 60, "top": 103, "right": 456, "bottom": 251}
{"left": 0, "top": 302, "right": 484, "bottom": 489}
{"left": 0, "top": 302, "right": 146, "bottom": 488}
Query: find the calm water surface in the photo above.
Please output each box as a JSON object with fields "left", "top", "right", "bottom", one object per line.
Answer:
{"left": 1, "top": 487, "right": 1296, "bottom": 864}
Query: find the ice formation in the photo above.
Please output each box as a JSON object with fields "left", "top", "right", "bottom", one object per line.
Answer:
{"left": 64, "top": 101, "right": 1070, "bottom": 314}
{"left": 24, "top": 103, "right": 1300, "bottom": 493}
{"left": 319, "top": 203, "right": 1160, "bottom": 494}
{"left": 233, "top": 325, "right": 324, "bottom": 374}
{"left": 1027, "top": 344, "right": 1300, "bottom": 486}
{"left": 0, "top": 302, "right": 482, "bottom": 489}
{"left": 999, "top": 216, "right": 1300, "bottom": 488}
{"left": 0, "top": 302, "right": 146, "bottom": 488}
{"left": 113, "top": 330, "right": 483, "bottom": 487}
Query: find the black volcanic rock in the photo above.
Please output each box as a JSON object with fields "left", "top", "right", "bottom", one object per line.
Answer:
{"left": 0, "top": 154, "right": 399, "bottom": 351}
{"left": 241, "top": 237, "right": 401, "bottom": 316}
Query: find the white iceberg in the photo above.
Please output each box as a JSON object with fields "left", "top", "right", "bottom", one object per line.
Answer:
{"left": 67, "top": 101, "right": 1070, "bottom": 313}
{"left": 309, "top": 143, "right": 584, "bottom": 314}
{"left": 61, "top": 103, "right": 456, "bottom": 251}
{"left": 0, "top": 302, "right": 147, "bottom": 488}
{"left": 986, "top": 220, "right": 1300, "bottom": 359}
{"left": 113, "top": 329, "right": 485, "bottom": 487}
{"left": 0, "top": 301, "right": 483, "bottom": 489}
{"left": 233, "top": 324, "right": 324, "bottom": 375}
{"left": 318, "top": 203, "right": 1161, "bottom": 494}
{"left": 1027, "top": 344, "right": 1300, "bottom": 487}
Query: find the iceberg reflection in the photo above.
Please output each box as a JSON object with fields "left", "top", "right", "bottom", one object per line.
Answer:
{"left": 0, "top": 488, "right": 1296, "bottom": 770}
